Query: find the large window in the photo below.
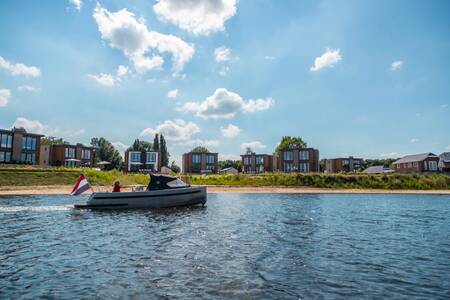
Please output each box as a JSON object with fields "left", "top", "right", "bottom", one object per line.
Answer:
{"left": 299, "top": 151, "right": 309, "bottom": 160}
{"left": 21, "top": 153, "right": 35, "bottom": 163}
{"left": 283, "top": 162, "right": 293, "bottom": 172}
{"left": 244, "top": 157, "right": 251, "bottom": 165}
{"left": 81, "top": 149, "right": 90, "bottom": 160}
{"left": 146, "top": 152, "right": 156, "bottom": 163}
{"left": 65, "top": 147, "right": 75, "bottom": 158}
{"left": 64, "top": 160, "right": 76, "bottom": 168}
{"left": 206, "top": 154, "right": 215, "bottom": 164}
{"left": 22, "top": 136, "right": 36, "bottom": 150}
{"left": 192, "top": 154, "right": 201, "bottom": 164}
{"left": 299, "top": 163, "right": 310, "bottom": 172}
{"left": 130, "top": 152, "right": 141, "bottom": 162}
{"left": 256, "top": 156, "right": 264, "bottom": 164}
{"left": 0, "top": 151, "right": 12, "bottom": 162}
{"left": 0, "top": 134, "right": 12, "bottom": 148}
{"left": 283, "top": 151, "right": 293, "bottom": 161}
{"left": 428, "top": 161, "right": 438, "bottom": 171}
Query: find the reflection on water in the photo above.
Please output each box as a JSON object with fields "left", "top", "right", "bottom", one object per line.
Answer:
{"left": 1, "top": 193, "right": 450, "bottom": 299}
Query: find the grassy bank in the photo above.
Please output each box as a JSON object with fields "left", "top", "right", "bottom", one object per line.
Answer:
{"left": 186, "top": 173, "right": 450, "bottom": 190}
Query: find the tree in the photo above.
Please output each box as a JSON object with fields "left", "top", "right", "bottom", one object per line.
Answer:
{"left": 91, "top": 137, "right": 123, "bottom": 170}
{"left": 160, "top": 134, "right": 169, "bottom": 167}
{"left": 153, "top": 134, "right": 160, "bottom": 152}
{"left": 275, "top": 136, "right": 308, "bottom": 155}
{"left": 190, "top": 146, "right": 210, "bottom": 153}
{"left": 170, "top": 161, "right": 181, "bottom": 173}
{"left": 129, "top": 139, "right": 152, "bottom": 151}
{"left": 41, "top": 136, "right": 66, "bottom": 145}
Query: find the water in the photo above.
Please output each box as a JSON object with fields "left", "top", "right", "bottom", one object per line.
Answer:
{"left": 1, "top": 193, "right": 450, "bottom": 299}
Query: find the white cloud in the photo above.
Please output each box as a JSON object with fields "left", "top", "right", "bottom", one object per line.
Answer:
{"left": 0, "top": 88, "right": 11, "bottom": 107}
{"left": 180, "top": 139, "right": 220, "bottom": 148}
{"left": 241, "top": 141, "right": 266, "bottom": 150}
{"left": 112, "top": 141, "right": 129, "bottom": 158}
{"left": 12, "top": 117, "right": 48, "bottom": 134}
{"left": 167, "top": 89, "right": 178, "bottom": 99}
{"left": 380, "top": 152, "right": 401, "bottom": 158}
{"left": 88, "top": 65, "right": 129, "bottom": 87}
{"left": 153, "top": 0, "right": 237, "bottom": 36}
{"left": 215, "top": 47, "right": 231, "bottom": 62}
{"left": 69, "top": 0, "right": 82, "bottom": 10}
{"left": 264, "top": 55, "right": 275, "bottom": 60}
{"left": 116, "top": 65, "right": 129, "bottom": 77}
{"left": 310, "top": 48, "right": 342, "bottom": 72}
{"left": 218, "top": 65, "right": 229, "bottom": 76}
{"left": 219, "top": 153, "right": 240, "bottom": 161}
{"left": 390, "top": 60, "right": 403, "bottom": 71}
{"left": 93, "top": 4, "right": 194, "bottom": 74}
{"left": 220, "top": 124, "right": 240, "bottom": 138}
{"left": 17, "top": 85, "right": 39, "bottom": 92}
{"left": 140, "top": 119, "right": 200, "bottom": 142}
{"left": 0, "top": 56, "right": 41, "bottom": 77}
{"left": 410, "top": 138, "right": 419, "bottom": 143}
{"left": 178, "top": 88, "right": 274, "bottom": 119}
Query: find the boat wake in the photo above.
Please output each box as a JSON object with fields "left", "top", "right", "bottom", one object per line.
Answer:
{"left": 0, "top": 205, "right": 73, "bottom": 212}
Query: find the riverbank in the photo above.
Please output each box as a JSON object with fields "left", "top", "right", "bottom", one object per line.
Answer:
{"left": 1, "top": 185, "right": 450, "bottom": 196}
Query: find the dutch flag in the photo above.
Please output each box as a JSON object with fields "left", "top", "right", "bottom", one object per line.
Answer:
{"left": 71, "top": 174, "right": 91, "bottom": 196}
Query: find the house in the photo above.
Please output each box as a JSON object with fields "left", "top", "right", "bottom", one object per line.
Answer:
{"left": 438, "top": 152, "right": 450, "bottom": 172}
{"left": 278, "top": 147, "right": 320, "bottom": 173}
{"left": 393, "top": 153, "right": 440, "bottom": 173}
{"left": 39, "top": 144, "right": 52, "bottom": 166}
{"left": 325, "top": 156, "right": 363, "bottom": 173}
{"left": 182, "top": 152, "right": 218, "bottom": 174}
{"left": 124, "top": 149, "right": 160, "bottom": 172}
{"left": 0, "top": 128, "right": 43, "bottom": 165}
{"left": 363, "top": 165, "right": 394, "bottom": 174}
{"left": 219, "top": 167, "right": 239, "bottom": 174}
{"left": 241, "top": 152, "right": 274, "bottom": 173}
{"left": 50, "top": 143, "right": 95, "bottom": 168}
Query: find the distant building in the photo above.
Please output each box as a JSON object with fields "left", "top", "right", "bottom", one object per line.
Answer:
{"left": 50, "top": 143, "right": 95, "bottom": 168}
{"left": 438, "top": 152, "right": 450, "bottom": 172}
{"left": 363, "top": 165, "right": 394, "bottom": 174}
{"left": 279, "top": 147, "right": 319, "bottom": 173}
{"left": 393, "top": 153, "right": 439, "bottom": 173}
{"left": 241, "top": 152, "right": 274, "bottom": 173}
{"left": 39, "top": 144, "right": 52, "bottom": 167}
{"left": 182, "top": 152, "right": 218, "bottom": 174}
{"left": 0, "top": 128, "right": 43, "bottom": 165}
{"left": 325, "top": 156, "right": 363, "bottom": 173}
{"left": 219, "top": 167, "right": 239, "bottom": 174}
{"left": 124, "top": 149, "right": 160, "bottom": 172}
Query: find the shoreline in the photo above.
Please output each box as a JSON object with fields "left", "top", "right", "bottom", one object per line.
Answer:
{"left": 0, "top": 185, "right": 450, "bottom": 196}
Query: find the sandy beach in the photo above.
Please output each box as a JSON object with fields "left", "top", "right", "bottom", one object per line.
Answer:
{"left": 0, "top": 185, "right": 450, "bottom": 196}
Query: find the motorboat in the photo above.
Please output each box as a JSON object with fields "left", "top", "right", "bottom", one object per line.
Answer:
{"left": 74, "top": 174, "right": 206, "bottom": 209}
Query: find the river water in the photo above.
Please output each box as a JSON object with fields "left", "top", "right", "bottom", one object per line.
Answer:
{"left": 1, "top": 193, "right": 449, "bottom": 299}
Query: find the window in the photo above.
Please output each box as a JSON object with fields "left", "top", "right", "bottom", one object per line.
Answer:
{"left": 428, "top": 161, "right": 438, "bottom": 171}
{"left": 0, "top": 134, "right": 12, "bottom": 148}
{"left": 146, "top": 152, "right": 156, "bottom": 163}
{"left": 64, "top": 160, "right": 76, "bottom": 168}
{"left": 0, "top": 151, "right": 12, "bottom": 162}
{"left": 206, "top": 154, "right": 215, "bottom": 164}
{"left": 81, "top": 149, "right": 90, "bottom": 160}
{"left": 130, "top": 152, "right": 141, "bottom": 162}
{"left": 22, "top": 137, "right": 36, "bottom": 150}
{"left": 283, "top": 162, "right": 293, "bottom": 172}
{"left": 256, "top": 156, "right": 263, "bottom": 164}
{"left": 65, "top": 147, "right": 75, "bottom": 158}
{"left": 244, "top": 157, "right": 251, "bottom": 165}
{"left": 299, "top": 151, "right": 309, "bottom": 160}
{"left": 192, "top": 154, "right": 201, "bottom": 164}
{"left": 20, "top": 153, "right": 35, "bottom": 163}
{"left": 206, "top": 165, "right": 214, "bottom": 170}
{"left": 299, "top": 163, "right": 310, "bottom": 172}
{"left": 283, "top": 151, "right": 293, "bottom": 160}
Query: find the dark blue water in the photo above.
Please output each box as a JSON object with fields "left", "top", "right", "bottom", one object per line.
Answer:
{"left": 1, "top": 193, "right": 450, "bottom": 299}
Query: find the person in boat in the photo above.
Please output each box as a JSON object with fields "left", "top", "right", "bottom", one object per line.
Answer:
{"left": 112, "top": 180, "right": 123, "bottom": 192}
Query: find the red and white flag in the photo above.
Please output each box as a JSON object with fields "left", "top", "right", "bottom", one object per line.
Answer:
{"left": 71, "top": 175, "right": 91, "bottom": 196}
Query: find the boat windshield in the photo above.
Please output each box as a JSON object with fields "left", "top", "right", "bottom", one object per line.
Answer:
{"left": 167, "top": 178, "right": 190, "bottom": 188}
{"left": 146, "top": 174, "right": 190, "bottom": 190}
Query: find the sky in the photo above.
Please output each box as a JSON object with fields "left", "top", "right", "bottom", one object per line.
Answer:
{"left": 0, "top": 0, "right": 449, "bottom": 165}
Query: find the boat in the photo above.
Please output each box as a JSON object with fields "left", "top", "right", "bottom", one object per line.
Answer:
{"left": 74, "top": 174, "right": 206, "bottom": 209}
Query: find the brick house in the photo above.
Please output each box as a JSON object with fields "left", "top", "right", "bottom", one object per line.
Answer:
{"left": 49, "top": 143, "right": 95, "bottom": 168}
{"left": 241, "top": 152, "right": 274, "bottom": 173}
{"left": 393, "top": 153, "right": 440, "bottom": 173}
{"left": 124, "top": 149, "right": 160, "bottom": 172}
{"left": 182, "top": 152, "right": 218, "bottom": 174}
{"left": 279, "top": 147, "right": 320, "bottom": 173}
{"left": 324, "top": 156, "right": 363, "bottom": 173}
{"left": 0, "top": 128, "right": 43, "bottom": 165}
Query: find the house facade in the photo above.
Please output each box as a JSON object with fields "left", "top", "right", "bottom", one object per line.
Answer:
{"left": 393, "top": 153, "right": 440, "bottom": 173}
{"left": 279, "top": 148, "right": 320, "bottom": 173}
{"left": 182, "top": 152, "right": 218, "bottom": 174}
{"left": 324, "top": 156, "right": 363, "bottom": 173}
{"left": 438, "top": 152, "right": 450, "bottom": 172}
{"left": 241, "top": 153, "right": 274, "bottom": 173}
{"left": 124, "top": 150, "right": 160, "bottom": 172}
{"left": 0, "top": 128, "right": 43, "bottom": 165}
{"left": 50, "top": 143, "right": 95, "bottom": 168}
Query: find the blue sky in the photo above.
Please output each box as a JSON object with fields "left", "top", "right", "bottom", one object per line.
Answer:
{"left": 0, "top": 0, "right": 449, "bottom": 164}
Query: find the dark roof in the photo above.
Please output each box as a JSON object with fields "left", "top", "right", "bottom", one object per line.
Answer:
{"left": 439, "top": 152, "right": 450, "bottom": 162}
{"left": 393, "top": 153, "right": 438, "bottom": 164}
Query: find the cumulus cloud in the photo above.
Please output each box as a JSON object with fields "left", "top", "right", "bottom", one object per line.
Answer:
{"left": 241, "top": 141, "right": 266, "bottom": 150}
{"left": 410, "top": 138, "right": 419, "bottom": 143}
{"left": 69, "top": 0, "right": 82, "bottom": 10}
{"left": 0, "top": 88, "right": 11, "bottom": 107}
{"left": 88, "top": 65, "right": 129, "bottom": 86}
{"left": 167, "top": 89, "right": 178, "bottom": 98}
{"left": 12, "top": 117, "right": 85, "bottom": 138}
{"left": 390, "top": 60, "right": 403, "bottom": 71}
{"left": 17, "top": 85, "right": 39, "bottom": 92}
{"left": 219, "top": 153, "right": 240, "bottom": 161}
{"left": 181, "top": 139, "right": 220, "bottom": 147}
{"left": 0, "top": 56, "right": 41, "bottom": 77}
{"left": 220, "top": 124, "right": 240, "bottom": 138}
{"left": 112, "top": 141, "right": 129, "bottom": 158}
{"left": 178, "top": 88, "right": 274, "bottom": 119}
{"left": 215, "top": 47, "right": 231, "bottom": 62}
{"left": 380, "top": 152, "right": 401, "bottom": 158}
{"left": 140, "top": 119, "right": 200, "bottom": 142}
{"left": 153, "top": 0, "right": 237, "bottom": 36}
{"left": 310, "top": 48, "right": 342, "bottom": 72}
{"left": 93, "top": 4, "right": 194, "bottom": 74}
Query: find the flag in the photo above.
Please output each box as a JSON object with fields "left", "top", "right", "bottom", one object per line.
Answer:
{"left": 71, "top": 175, "right": 90, "bottom": 196}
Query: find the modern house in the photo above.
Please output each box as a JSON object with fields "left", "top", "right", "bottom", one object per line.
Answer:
{"left": 0, "top": 128, "right": 43, "bottom": 165}
{"left": 182, "top": 152, "right": 218, "bottom": 174}
{"left": 278, "top": 147, "right": 320, "bottom": 173}
{"left": 241, "top": 152, "right": 274, "bottom": 173}
{"left": 438, "top": 152, "right": 450, "bottom": 172}
{"left": 393, "top": 153, "right": 440, "bottom": 173}
{"left": 124, "top": 149, "right": 160, "bottom": 172}
{"left": 49, "top": 143, "right": 95, "bottom": 168}
{"left": 324, "top": 156, "right": 363, "bottom": 173}
{"left": 363, "top": 165, "right": 394, "bottom": 174}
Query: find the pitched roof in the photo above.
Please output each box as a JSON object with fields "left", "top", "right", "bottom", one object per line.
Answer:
{"left": 393, "top": 153, "right": 438, "bottom": 164}
{"left": 439, "top": 152, "right": 450, "bottom": 162}
{"left": 363, "top": 165, "right": 393, "bottom": 174}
